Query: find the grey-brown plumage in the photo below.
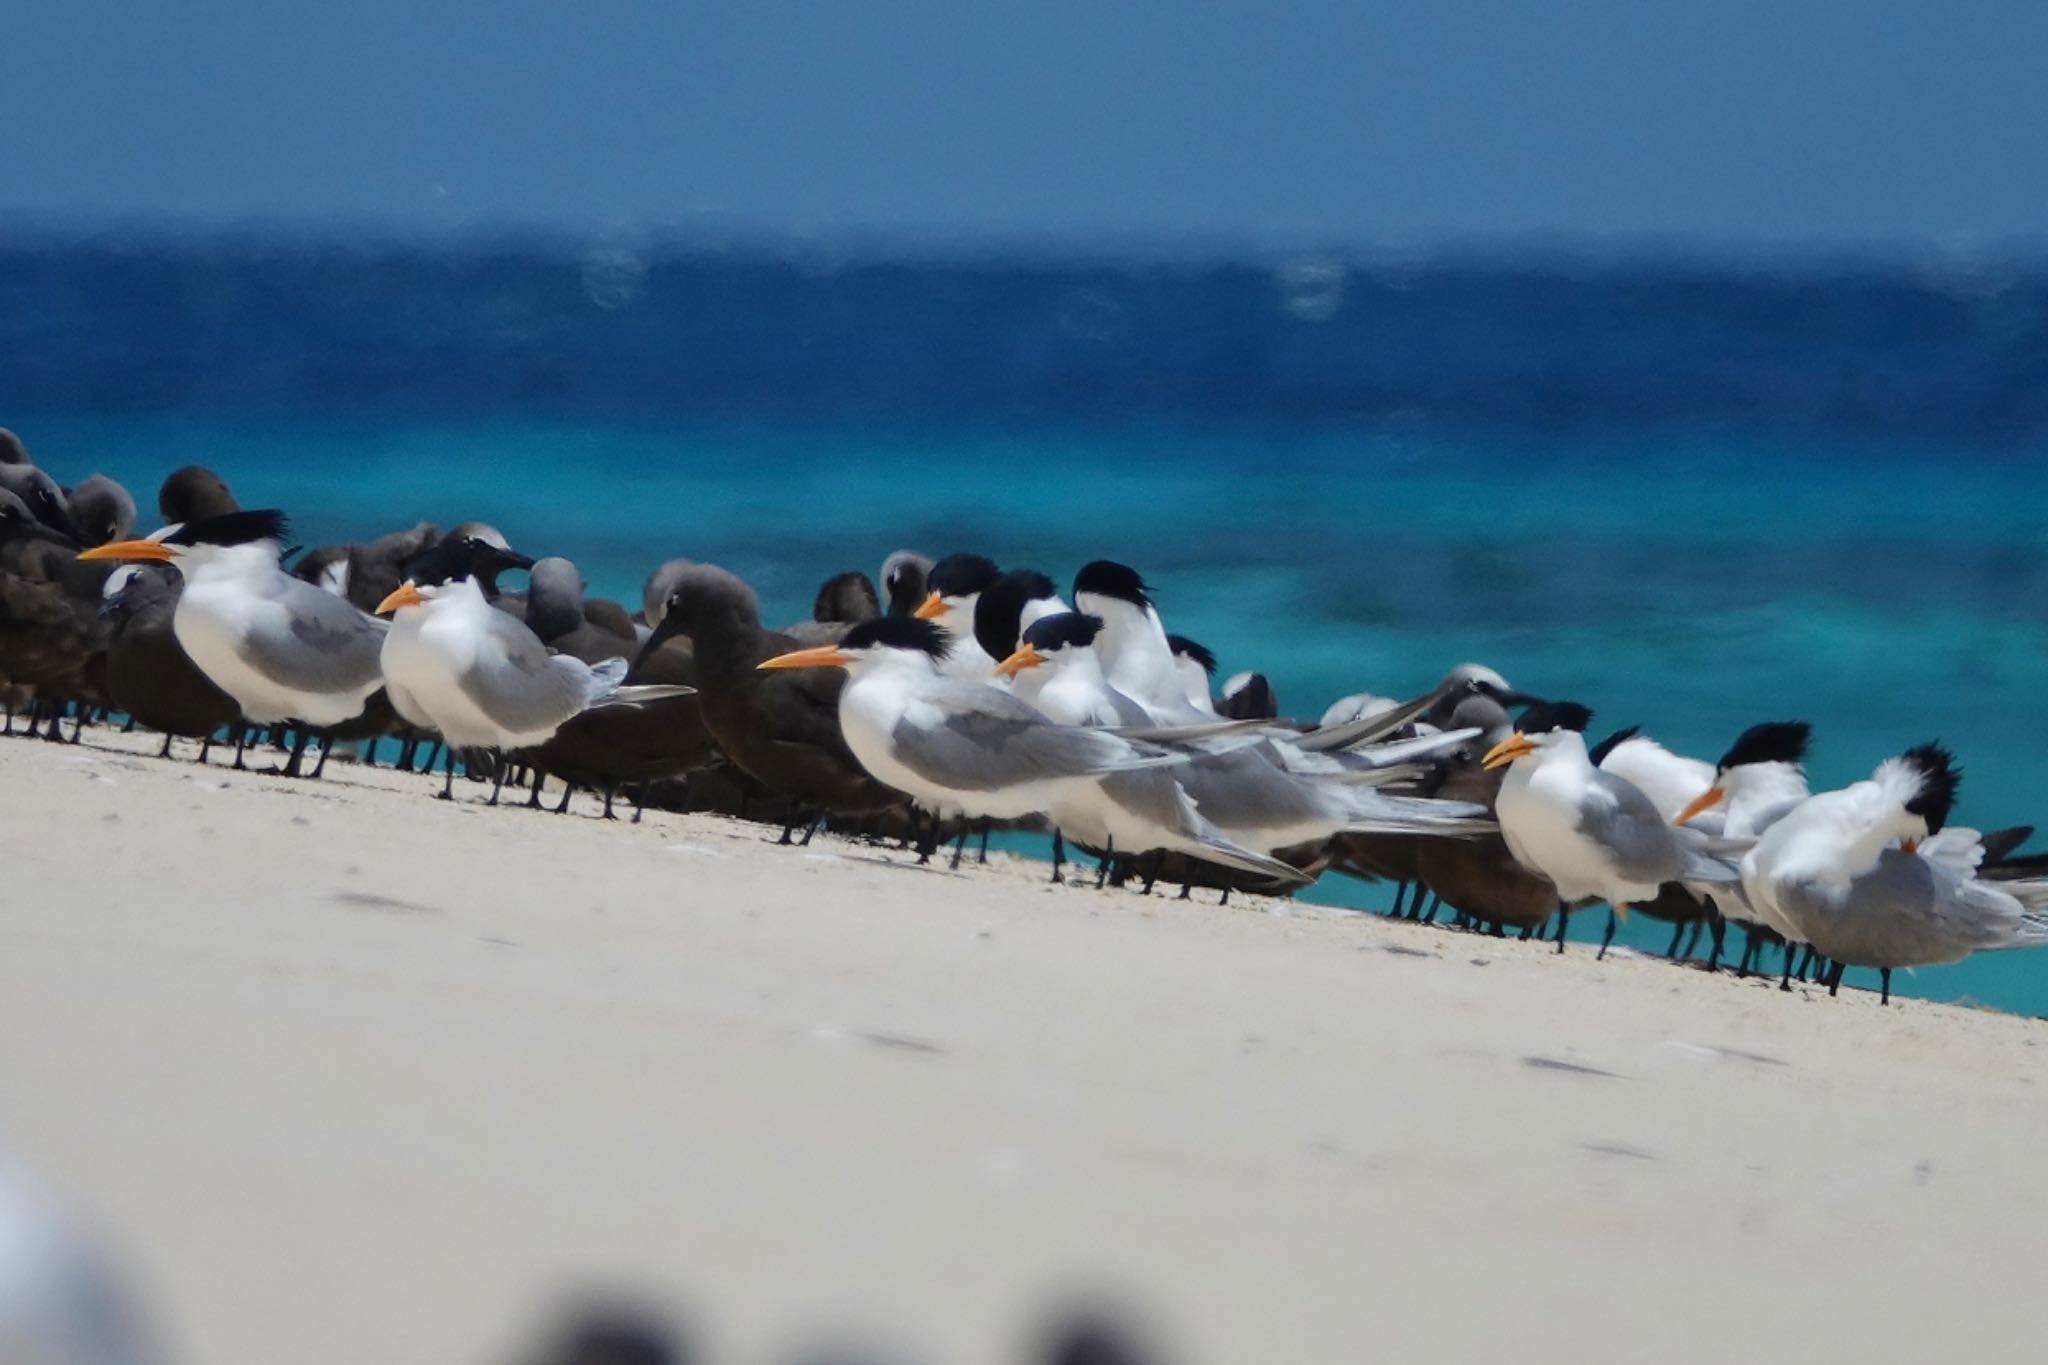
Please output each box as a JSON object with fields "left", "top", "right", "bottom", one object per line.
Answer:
{"left": 1413, "top": 696, "right": 1560, "bottom": 930}
{"left": 526, "top": 557, "right": 637, "bottom": 665}
{"left": 100, "top": 565, "right": 238, "bottom": 747}
{"left": 157, "top": 465, "right": 239, "bottom": 523}
{"left": 65, "top": 475, "right": 136, "bottom": 547}
{"left": 644, "top": 564, "right": 903, "bottom": 822}
{"left": 0, "top": 489, "right": 109, "bottom": 724}
{"left": 526, "top": 624, "right": 719, "bottom": 819}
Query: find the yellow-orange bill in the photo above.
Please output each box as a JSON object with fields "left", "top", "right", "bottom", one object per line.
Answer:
{"left": 76, "top": 537, "right": 174, "bottom": 563}
{"left": 994, "top": 644, "right": 1046, "bottom": 679}
{"left": 1672, "top": 786, "right": 1725, "bottom": 827}
{"left": 758, "top": 645, "right": 853, "bottom": 671}
{"left": 912, "top": 591, "right": 947, "bottom": 621}
{"left": 375, "top": 581, "right": 425, "bottom": 615}
{"left": 1480, "top": 732, "right": 1535, "bottom": 771}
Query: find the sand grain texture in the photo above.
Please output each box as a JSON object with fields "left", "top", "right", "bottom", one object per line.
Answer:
{"left": 2, "top": 731, "right": 2046, "bottom": 1364}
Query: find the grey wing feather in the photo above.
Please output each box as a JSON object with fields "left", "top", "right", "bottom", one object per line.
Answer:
{"left": 244, "top": 581, "right": 387, "bottom": 693}
{"left": 457, "top": 612, "right": 596, "bottom": 736}
{"left": 1580, "top": 770, "right": 1690, "bottom": 885}
{"left": 893, "top": 687, "right": 1181, "bottom": 793}
{"left": 1778, "top": 851, "right": 2036, "bottom": 966}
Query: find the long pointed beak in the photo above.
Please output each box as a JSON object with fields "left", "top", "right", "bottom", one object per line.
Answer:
{"left": 758, "top": 645, "right": 853, "bottom": 671}
{"left": 912, "top": 591, "right": 947, "bottom": 621}
{"left": 1672, "top": 786, "right": 1726, "bottom": 826}
{"left": 375, "top": 581, "right": 425, "bottom": 615}
{"left": 77, "top": 537, "right": 174, "bottom": 563}
{"left": 994, "top": 643, "right": 1047, "bottom": 680}
{"left": 1481, "top": 732, "right": 1536, "bottom": 771}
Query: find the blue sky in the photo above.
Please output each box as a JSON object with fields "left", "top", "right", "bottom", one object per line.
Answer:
{"left": 7, "top": 1, "right": 2045, "bottom": 246}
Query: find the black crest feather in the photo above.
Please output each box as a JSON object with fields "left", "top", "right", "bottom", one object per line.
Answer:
{"left": 1073, "top": 560, "right": 1153, "bottom": 610}
{"left": 1900, "top": 742, "right": 1961, "bottom": 833}
{"left": 1517, "top": 700, "right": 1594, "bottom": 735}
{"left": 1022, "top": 612, "right": 1105, "bottom": 652}
{"left": 926, "top": 552, "right": 1002, "bottom": 599}
{"left": 972, "top": 568, "right": 1061, "bottom": 660}
{"left": 1587, "top": 725, "right": 1641, "bottom": 766}
{"left": 161, "top": 508, "right": 289, "bottom": 548}
{"left": 1166, "top": 633, "right": 1217, "bottom": 675}
{"left": 1717, "top": 721, "right": 1812, "bottom": 774}
{"left": 839, "top": 615, "right": 953, "bottom": 661}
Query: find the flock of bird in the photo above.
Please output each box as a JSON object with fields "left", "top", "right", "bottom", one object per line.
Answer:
{"left": 6, "top": 424, "right": 2048, "bottom": 1008}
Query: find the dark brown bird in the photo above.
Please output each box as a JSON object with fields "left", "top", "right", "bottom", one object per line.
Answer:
{"left": 643, "top": 564, "right": 904, "bottom": 840}
{"left": 99, "top": 563, "right": 239, "bottom": 759}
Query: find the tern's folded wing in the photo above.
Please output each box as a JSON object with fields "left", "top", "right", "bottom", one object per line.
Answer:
{"left": 891, "top": 697, "right": 1178, "bottom": 793}
{"left": 243, "top": 580, "right": 387, "bottom": 694}
{"left": 458, "top": 611, "right": 590, "bottom": 736}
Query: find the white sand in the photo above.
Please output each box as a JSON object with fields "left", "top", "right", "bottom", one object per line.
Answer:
{"left": 3, "top": 729, "right": 2046, "bottom": 1365}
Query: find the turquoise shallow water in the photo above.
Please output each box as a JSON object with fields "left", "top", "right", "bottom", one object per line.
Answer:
{"left": 16, "top": 407, "right": 2048, "bottom": 1014}
{"left": 6, "top": 233, "right": 2047, "bottom": 1012}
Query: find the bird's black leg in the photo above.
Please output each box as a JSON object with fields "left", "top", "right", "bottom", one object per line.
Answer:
{"left": 526, "top": 768, "right": 546, "bottom": 809}
{"left": 1217, "top": 885, "right": 1232, "bottom": 907}
{"left": 1388, "top": 881, "right": 1408, "bottom": 918}
{"left": 158, "top": 732, "right": 174, "bottom": 759}
{"left": 631, "top": 784, "right": 648, "bottom": 825}
{"left": 1095, "top": 838, "right": 1115, "bottom": 889}
{"left": 1826, "top": 959, "right": 1846, "bottom": 997}
{"left": 1779, "top": 946, "right": 1795, "bottom": 992}
{"left": 1178, "top": 875, "right": 1194, "bottom": 900}
{"left": 977, "top": 821, "right": 991, "bottom": 864}
{"left": 553, "top": 780, "right": 575, "bottom": 814}
{"left": 948, "top": 824, "right": 969, "bottom": 871}
{"left": 1880, "top": 968, "right": 1892, "bottom": 1006}
{"left": 231, "top": 723, "right": 250, "bottom": 770}
{"left": 799, "top": 811, "right": 823, "bottom": 845}
{"left": 1704, "top": 910, "right": 1726, "bottom": 972}
{"left": 488, "top": 753, "right": 509, "bottom": 806}
{"left": 778, "top": 812, "right": 798, "bottom": 845}
{"left": 1140, "top": 852, "right": 1166, "bottom": 896}
{"left": 1665, "top": 922, "right": 1685, "bottom": 959}
{"left": 282, "top": 727, "right": 311, "bottom": 777}
{"left": 1793, "top": 945, "right": 1814, "bottom": 983}
{"left": 69, "top": 707, "right": 86, "bottom": 743}
{"left": 1050, "top": 830, "right": 1065, "bottom": 884}
{"left": 1518, "top": 923, "right": 1533, "bottom": 941}
{"left": 1597, "top": 908, "right": 1619, "bottom": 961}
{"left": 1420, "top": 893, "right": 1441, "bottom": 924}
{"left": 196, "top": 730, "right": 212, "bottom": 765}
{"left": 600, "top": 783, "right": 618, "bottom": 821}
{"left": 310, "top": 730, "right": 335, "bottom": 779}
{"left": 1555, "top": 904, "right": 1569, "bottom": 954}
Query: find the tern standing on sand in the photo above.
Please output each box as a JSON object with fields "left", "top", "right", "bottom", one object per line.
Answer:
{"left": 80, "top": 510, "right": 386, "bottom": 775}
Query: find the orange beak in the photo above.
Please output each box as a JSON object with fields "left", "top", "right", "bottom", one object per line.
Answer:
{"left": 77, "top": 537, "right": 174, "bottom": 563}
{"left": 1901, "top": 838, "right": 1920, "bottom": 855}
{"left": 994, "top": 643, "right": 1047, "bottom": 680}
{"left": 758, "top": 645, "right": 853, "bottom": 671}
{"left": 1481, "top": 732, "right": 1536, "bottom": 771}
{"left": 375, "top": 580, "right": 425, "bottom": 615}
{"left": 1672, "top": 785, "right": 1726, "bottom": 827}
{"left": 912, "top": 591, "right": 947, "bottom": 621}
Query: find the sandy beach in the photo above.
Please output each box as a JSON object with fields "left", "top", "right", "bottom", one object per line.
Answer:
{"left": 4, "top": 728, "right": 2047, "bottom": 1364}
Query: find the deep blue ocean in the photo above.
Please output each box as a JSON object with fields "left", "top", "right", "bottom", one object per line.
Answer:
{"left": 5, "top": 230, "right": 2047, "bottom": 1012}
